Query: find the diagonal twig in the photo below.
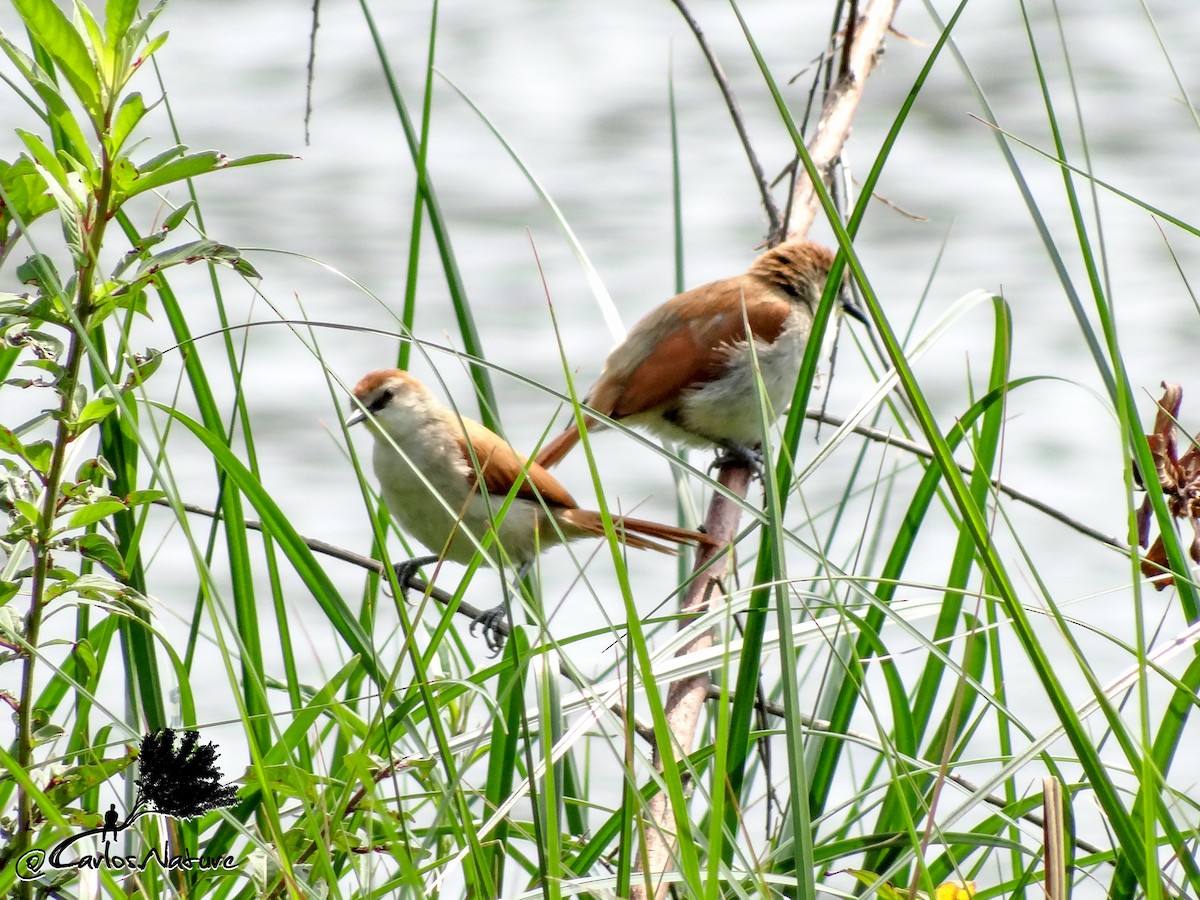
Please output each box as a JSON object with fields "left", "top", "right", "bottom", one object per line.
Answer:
{"left": 668, "top": 0, "right": 782, "bottom": 238}
{"left": 787, "top": 0, "right": 899, "bottom": 240}
{"left": 635, "top": 2, "right": 900, "bottom": 896}
{"left": 804, "top": 409, "right": 1127, "bottom": 550}
{"left": 156, "top": 498, "right": 510, "bottom": 640}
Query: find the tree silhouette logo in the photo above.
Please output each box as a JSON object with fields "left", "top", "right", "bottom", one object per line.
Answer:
{"left": 131, "top": 728, "right": 240, "bottom": 822}
{"left": 16, "top": 728, "right": 241, "bottom": 882}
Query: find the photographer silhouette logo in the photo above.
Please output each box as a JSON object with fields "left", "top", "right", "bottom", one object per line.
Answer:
{"left": 16, "top": 728, "right": 240, "bottom": 882}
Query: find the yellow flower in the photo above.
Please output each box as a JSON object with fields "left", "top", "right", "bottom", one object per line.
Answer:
{"left": 934, "top": 881, "right": 977, "bottom": 900}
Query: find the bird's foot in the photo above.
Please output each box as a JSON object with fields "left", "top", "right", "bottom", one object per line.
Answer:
{"left": 710, "top": 443, "right": 764, "bottom": 479}
{"left": 469, "top": 603, "right": 510, "bottom": 657}
{"left": 391, "top": 555, "right": 440, "bottom": 599}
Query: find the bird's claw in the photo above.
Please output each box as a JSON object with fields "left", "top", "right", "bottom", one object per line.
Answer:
{"left": 391, "top": 555, "right": 439, "bottom": 600}
{"left": 710, "top": 444, "right": 765, "bottom": 479}
{"left": 469, "top": 604, "right": 509, "bottom": 656}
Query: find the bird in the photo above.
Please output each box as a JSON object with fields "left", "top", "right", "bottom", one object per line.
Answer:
{"left": 534, "top": 239, "right": 864, "bottom": 470}
{"left": 348, "top": 368, "right": 714, "bottom": 650}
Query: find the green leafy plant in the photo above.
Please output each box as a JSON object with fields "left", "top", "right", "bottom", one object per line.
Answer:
{"left": 0, "top": 0, "right": 282, "bottom": 889}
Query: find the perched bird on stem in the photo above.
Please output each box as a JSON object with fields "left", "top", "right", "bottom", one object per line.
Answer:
{"left": 535, "top": 239, "right": 864, "bottom": 470}
{"left": 349, "top": 368, "right": 713, "bottom": 650}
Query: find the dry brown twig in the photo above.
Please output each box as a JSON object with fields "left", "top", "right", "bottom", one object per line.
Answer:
{"left": 668, "top": 0, "right": 783, "bottom": 238}
{"left": 634, "top": 1, "right": 900, "bottom": 896}
{"left": 788, "top": 0, "right": 896, "bottom": 242}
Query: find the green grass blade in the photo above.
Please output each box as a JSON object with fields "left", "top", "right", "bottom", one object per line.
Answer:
{"left": 149, "top": 402, "right": 387, "bottom": 688}
{"left": 355, "top": 0, "right": 498, "bottom": 429}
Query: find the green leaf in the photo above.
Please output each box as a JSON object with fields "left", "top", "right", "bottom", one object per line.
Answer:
{"left": 14, "top": 498, "right": 40, "bottom": 524}
{"left": 91, "top": 278, "right": 147, "bottom": 321}
{"left": 14, "top": 253, "right": 58, "bottom": 292}
{"left": 70, "top": 637, "right": 98, "bottom": 680}
{"left": 121, "top": 349, "right": 162, "bottom": 390}
{"left": 98, "top": 278, "right": 158, "bottom": 315}
{"left": 73, "top": 395, "right": 118, "bottom": 431}
{"left": 110, "top": 92, "right": 146, "bottom": 155}
{"left": 135, "top": 30, "right": 168, "bottom": 66}
{"left": 137, "top": 239, "right": 255, "bottom": 276}
{"left": 17, "top": 329, "right": 66, "bottom": 361}
{"left": 0, "top": 293, "right": 33, "bottom": 314}
{"left": 120, "top": 288, "right": 149, "bottom": 319}
{"left": 125, "top": 149, "right": 227, "bottom": 197}
{"left": 68, "top": 497, "right": 126, "bottom": 529}
{"left": 113, "top": 193, "right": 193, "bottom": 272}
{"left": 60, "top": 573, "right": 126, "bottom": 599}
{"left": 75, "top": 1, "right": 105, "bottom": 50}
{"left": 10, "top": 0, "right": 103, "bottom": 117}
{"left": 121, "top": 0, "right": 167, "bottom": 51}
{"left": 0, "top": 157, "right": 55, "bottom": 228}
{"left": 32, "top": 724, "right": 65, "bottom": 745}
{"left": 162, "top": 200, "right": 194, "bottom": 232}
{"left": 36, "top": 90, "right": 95, "bottom": 177}
{"left": 104, "top": 0, "right": 139, "bottom": 54}
{"left": 223, "top": 151, "right": 296, "bottom": 171}
{"left": 74, "top": 532, "right": 127, "bottom": 577}
{"left": 0, "top": 427, "right": 25, "bottom": 458}
{"left": 75, "top": 456, "right": 115, "bottom": 484}
{"left": 69, "top": 381, "right": 87, "bottom": 420}
{"left": 22, "top": 440, "right": 53, "bottom": 474}
{"left": 74, "top": 0, "right": 110, "bottom": 85}
{"left": 231, "top": 256, "right": 261, "bottom": 278}
{"left": 56, "top": 183, "right": 86, "bottom": 259}
{"left": 14, "top": 129, "right": 69, "bottom": 194}
{"left": 111, "top": 155, "right": 138, "bottom": 193}
{"left": 121, "top": 150, "right": 291, "bottom": 201}
{"left": 0, "top": 31, "right": 49, "bottom": 98}
{"left": 45, "top": 750, "right": 137, "bottom": 808}
{"left": 139, "top": 144, "right": 186, "bottom": 172}
{"left": 19, "top": 358, "right": 65, "bottom": 378}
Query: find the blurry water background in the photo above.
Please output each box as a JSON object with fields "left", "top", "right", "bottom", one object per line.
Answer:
{"left": 2, "top": 0, "right": 1199, "bottom": 882}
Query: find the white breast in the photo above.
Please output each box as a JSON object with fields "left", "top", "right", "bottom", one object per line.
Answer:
{"left": 674, "top": 309, "right": 812, "bottom": 449}
{"left": 368, "top": 401, "right": 549, "bottom": 566}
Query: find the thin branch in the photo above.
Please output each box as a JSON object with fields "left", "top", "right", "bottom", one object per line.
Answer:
{"left": 669, "top": 0, "right": 782, "bottom": 238}
{"left": 636, "top": 464, "right": 750, "bottom": 900}
{"left": 159, "top": 501, "right": 677, "bottom": 737}
{"left": 304, "top": 0, "right": 320, "bottom": 146}
{"left": 158, "top": 499, "right": 510, "bottom": 640}
{"left": 636, "top": 2, "right": 898, "bottom": 895}
{"left": 803, "top": 410, "right": 1128, "bottom": 551}
{"left": 787, "top": 0, "right": 899, "bottom": 240}
{"left": 838, "top": 0, "right": 858, "bottom": 83}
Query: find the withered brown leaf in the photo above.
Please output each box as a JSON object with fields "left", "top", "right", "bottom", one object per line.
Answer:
{"left": 1136, "top": 383, "right": 1200, "bottom": 590}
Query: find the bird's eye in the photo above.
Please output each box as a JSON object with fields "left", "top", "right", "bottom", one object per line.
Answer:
{"left": 368, "top": 388, "right": 393, "bottom": 413}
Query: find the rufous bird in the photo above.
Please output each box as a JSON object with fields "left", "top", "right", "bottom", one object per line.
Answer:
{"left": 535, "top": 239, "right": 864, "bottom": 469}
{"left": 348, "top": 369, "right": 713, "bottom": 649}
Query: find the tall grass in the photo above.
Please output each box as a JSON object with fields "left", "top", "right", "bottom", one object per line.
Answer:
{"left": 1, "top": 0, "right": 1197, "bottom": 898}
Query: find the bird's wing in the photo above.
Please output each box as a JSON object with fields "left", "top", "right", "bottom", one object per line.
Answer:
{"left": 457, "top": 418, "right": 578, "bottom": 509}
{"left": 592, "top": 280, "right": 792, "bottom": 418}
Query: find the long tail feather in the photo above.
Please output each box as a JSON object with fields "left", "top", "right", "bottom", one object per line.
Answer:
{"left": 560, "top": 509, "right": 714, "bottom": 554}
{"left": 535, "top": 414, "right": 601, "bottom": 468}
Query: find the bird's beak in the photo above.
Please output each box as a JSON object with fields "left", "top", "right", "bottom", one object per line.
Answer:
{"left": 347, "top": 407, "right": 367, "bottom": 428}
{"left": 839, "top": 287, "right": 870, "bottom": 328}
